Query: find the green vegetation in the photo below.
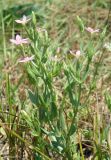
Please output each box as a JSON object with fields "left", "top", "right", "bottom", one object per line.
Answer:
{"left": 0, "top": 0, "right": 111, "bottom": 159}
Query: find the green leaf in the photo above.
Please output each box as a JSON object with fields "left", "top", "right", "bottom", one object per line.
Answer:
{"left": 69, "top": 124, "right": 76, "bottom": 136}
{"left": 0, "top": 127, "right": 6, "bottom": 136}
{"left": 59, "top": 111, "right": 67, "bottom": 133}
{"left": 105, "top": 92, "right": 111, "bottom": 112}
{"left": 21, "top": 110, "right": 32, "bottom": 126}
{"left": 50, "top": 102, "right": 57, "bottom": 120}
{"left": 28, "top": 89, "right": 38, "bottom": 105}
{"left": 35, "top": 153, "right": 42, "bottom": 160}
{"left": 76, "top": 16, "right": 84, "bottom": 32}
{"left": 32, "top": 11, "right": 37, "bottom": 26}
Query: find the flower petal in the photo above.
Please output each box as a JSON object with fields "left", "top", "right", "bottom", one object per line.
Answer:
{"left": 10, "top": 35, "right": 30, "bottom": 45}
{"left": 15, "top": 15, "right": 30, "bottom": 25}
{"left": 18, "top": 55, "right": 34, "bottom": 63}
{"left": 85, "top": 27, "right": 99, "bottom": 33}
{"left": 15, "top": 20, "right": 23, "bottom": 23}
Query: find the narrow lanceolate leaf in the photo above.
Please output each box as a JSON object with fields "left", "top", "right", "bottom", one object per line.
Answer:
{"left": 76, "top": 16, "right": 84, "bottom": 32}
{"left": 32, "top": 11, "right": 37, "bottom": 26}
{"left": 28, "top": 89, "right": 38, "bottom": 105}
{"left": 68, "top": 124, "right": 76, "bottom": 137}
{"left": 105, "top": 92, "right": 111, "bottom": 112}
{"left": 59, "top": 111, "right": 67, "bottom": 133}
{"left": 50, "top": 102, "right": 58, "bottom": 120}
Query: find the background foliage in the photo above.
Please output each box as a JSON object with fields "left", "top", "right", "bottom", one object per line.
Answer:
{"left": 0, "top": 0, "right": 111, "bottom": 159}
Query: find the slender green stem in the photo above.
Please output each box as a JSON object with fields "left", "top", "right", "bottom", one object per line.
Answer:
{"left": 1, "top": 0, "right": 6, "bottom": 58}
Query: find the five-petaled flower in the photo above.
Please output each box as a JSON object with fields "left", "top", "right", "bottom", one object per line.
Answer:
{"left": 10, "top": 35, "right": 29, "bottom": 45}
{"left": 15, "top": 15, "right": 30, "bottom": 25}
{"left": 18, "top": 55, "right": 34, "bottom": 63}
{"left": 85, "top": 27, "right": 99, "bottom": 33}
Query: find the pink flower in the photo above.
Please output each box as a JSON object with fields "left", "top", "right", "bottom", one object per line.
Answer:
{"left": 75, "top": 50, "right": 81, "bottom": 58}
{"left": 18, "top": 55, "right": 34, "bottom": 63}
{"left": 10, "top": 35, "right": 29, "bottom": 45}
{"left": 69, "top": 50, "right": 81, "bottom": 58}
{"left": 15, "top": 15, "right": 30, "bottom": 25}
{"left": 85, "top": 27, "right": 99, "bottom": 33}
